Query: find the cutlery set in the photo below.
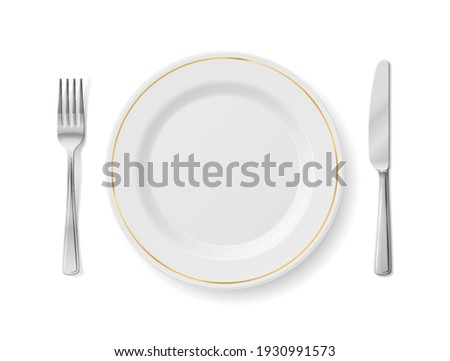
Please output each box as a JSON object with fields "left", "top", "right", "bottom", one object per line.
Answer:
{"left": 57, "top": 55, "right": 392, "bottom": 282}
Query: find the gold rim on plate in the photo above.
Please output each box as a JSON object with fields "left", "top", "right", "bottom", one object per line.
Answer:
{"left": 111, "top": 56, "right": 340, "bottom": 285}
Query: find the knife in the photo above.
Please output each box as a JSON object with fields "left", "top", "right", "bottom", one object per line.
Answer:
{"left": 369, "top": 60, "right": 391, "bottom": 275}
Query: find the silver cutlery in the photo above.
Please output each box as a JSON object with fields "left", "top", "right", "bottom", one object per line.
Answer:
{"left": 369, "top": 61, "right": 391, "bottom": 275}
{"left": 57, "top": 79, "right": 85, "bottom": 275}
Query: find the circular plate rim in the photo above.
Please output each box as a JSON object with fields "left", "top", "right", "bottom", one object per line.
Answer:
{"left": 106, "top": 51, "right": 343, "bottom": 289}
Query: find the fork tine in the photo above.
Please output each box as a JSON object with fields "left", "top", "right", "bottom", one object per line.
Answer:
{"left": 66, "top": 79, "right": 70, "bottom": 126}
{"left": 72, "top": 79, "right": 77, "bottom": 126}
{"left": 79, "top": 79, "right": 85, "bottom": 127}
{"left": 58, "top": 79, "right": 63, "bottom": 126}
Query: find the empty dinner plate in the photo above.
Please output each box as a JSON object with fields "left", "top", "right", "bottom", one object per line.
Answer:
{"left": 107, "top": 52, "right": 342, "bottom": 288}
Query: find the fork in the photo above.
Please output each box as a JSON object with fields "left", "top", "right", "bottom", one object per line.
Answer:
{"left": 57, "top": 79, "right": 85, "bottom": 275}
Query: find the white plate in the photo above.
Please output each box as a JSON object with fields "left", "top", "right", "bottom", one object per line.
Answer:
{"left": 107, "top": 52, "right": 342, "bottom": 289}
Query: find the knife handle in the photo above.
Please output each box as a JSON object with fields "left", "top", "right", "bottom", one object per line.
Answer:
{"left": 375, "top": 171, "right": 391, "bottom": 275}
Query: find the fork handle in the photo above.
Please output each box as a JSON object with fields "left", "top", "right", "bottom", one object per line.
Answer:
{"left": 375, "top": 171, "right": 391, "bottom": 275}
{"left": 63, "top": 152, "right": 80, "bottom": 275}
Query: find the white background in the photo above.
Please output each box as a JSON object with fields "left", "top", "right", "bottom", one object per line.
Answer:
{"left": 0, "top": 1, "right": 449, "bottom": 360}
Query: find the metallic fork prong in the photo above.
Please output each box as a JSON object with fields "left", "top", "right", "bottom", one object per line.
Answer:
{"left": 65, "top": 79, "right": 70, "bottom": 126}
{"left": 72, "top": 79, "right": 77, "bottom": 126}
{"left": 79, "top": 79, "right": 85, "bottom": 128}
{"left": 58, "top": 79, "right": 63, "bottom": 126}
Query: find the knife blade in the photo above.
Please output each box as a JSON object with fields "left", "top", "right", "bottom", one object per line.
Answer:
{"left": 369, "top": 60, "right": 390, "bottom": 171}
{"left": 369, "top": 60, "right": 391, "bottom": 275}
